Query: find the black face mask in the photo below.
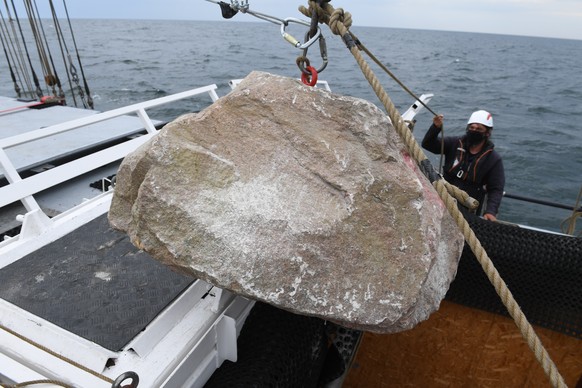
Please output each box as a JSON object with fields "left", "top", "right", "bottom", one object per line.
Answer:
{"left": 465, "top": 130, "right": 487, "bottom": 146}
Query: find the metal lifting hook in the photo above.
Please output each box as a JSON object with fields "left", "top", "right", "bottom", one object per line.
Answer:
{"left": 297, "top": 32, "right": 328, "bottom": 75}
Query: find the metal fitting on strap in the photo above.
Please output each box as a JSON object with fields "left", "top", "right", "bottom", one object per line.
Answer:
{"left": 280, "top": 17, "right": 322, "bottom": 49}
{"left": 420, "top": 159, "right": 440, "bottom": 183}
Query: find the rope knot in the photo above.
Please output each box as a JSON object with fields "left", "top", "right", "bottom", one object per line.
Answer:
{"left": 329, "top": 8, "right": 352, "bottom": 36}
{"left": 299, "top": 1, "right": 331, "bottom": 25}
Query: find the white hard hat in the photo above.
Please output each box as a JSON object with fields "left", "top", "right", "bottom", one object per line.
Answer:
{"left": 467, "top": 110, "right": 493, "bottom": 128}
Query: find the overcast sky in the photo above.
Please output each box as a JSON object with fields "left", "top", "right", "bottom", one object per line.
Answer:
{"left": 15, "top": 1, "right": 582, "bottom": 41}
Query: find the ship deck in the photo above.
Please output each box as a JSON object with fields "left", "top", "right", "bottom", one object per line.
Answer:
{"left": 0, "top": 213, "right": 194, "bottom": 351}
{"left": 0, "top": 96, "right": 196, "bottom": 351}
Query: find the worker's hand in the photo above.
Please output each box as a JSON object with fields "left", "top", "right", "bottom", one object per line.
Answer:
{"left": 433, "top": 114, "right": 444, "bottom": 129}
{"left": 483, "top": 213, "right": 497, "bottom": 221}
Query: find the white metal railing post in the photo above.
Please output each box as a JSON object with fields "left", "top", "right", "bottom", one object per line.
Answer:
{"left": 137, "top": 108, "right": 158, "bottom": 134}
{"left": 208, "top": 89, "right": 220, "bottom": 102}
{"left": 0, "top": 148, "right": 41, "bottom": 212}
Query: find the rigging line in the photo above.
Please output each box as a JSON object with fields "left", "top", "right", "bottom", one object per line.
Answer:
{"left": 8, "top": 0, "right": 43, "bottom": 97}
{"left": 62, "top": 0, "right": 93, "bottom": 109}
{"left": 302, "top": 3, "right": 566, "bottom": 385}
{"left": 350, "top": 32, "right": 438, "bottom": 117}
{"left": 0, "top": 27, "right": 20, "bottom": 96}
{"left": 344, "top": 30, "right": 445, "bottom": 172}
{"left": 331, "top": 25, "right": 446, "bottom": 172}
{"left": 0, "top": 323, "right": 114, "bottom": 385}
{"left": 25, "top": 0, "right": 55, "bottom": 96}
{"left": 1, "top": 4, "right": 34, "bottom": 97}
{"left": 0, "top": 10, "right": 21, "bottom": 96}
{"left": 23, "top": 0, "right": 50, "bottom": 82}
{"left": 1, "top": 379, "right": 73, "bottom": 388}
{"left": 348, "top": 18, "right": 566, "bottom": 388}
{"left": 32, "top": 0, "right": 65, "bottom": 98}
{"left": 0, "top": 100, "right": 48, "bottom": 115}
{"left": 439, "top": 126, "right": 445, "bottom": 174}
{"left": 51, "top": 5, "right": 83, "bottom": 108}
{"left": 48, "top": 0, "right": 79, "bottom": 107}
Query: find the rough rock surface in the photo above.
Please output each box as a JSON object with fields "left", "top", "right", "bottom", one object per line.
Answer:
{"left": 109, "top": 71, "right": 464, "bottom": 333}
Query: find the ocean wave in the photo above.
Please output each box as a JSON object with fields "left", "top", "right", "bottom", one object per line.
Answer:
{"left": 527, "top": 106, "right": 557, "bottom": 114}
{"left": 556, "top": 88, "right": 582, "bottom": 98}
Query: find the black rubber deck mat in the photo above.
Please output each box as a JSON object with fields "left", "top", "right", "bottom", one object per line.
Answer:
{"left": 0, "top": 214, "right": 194, "bottom": 351}
{"left": 446, "top": 213, "right": 582, "bottom": 339}
{"left": 205, "top": 301, "right": 362, "bottom": 387}
{"left": 205, "top": 302, "right": 330, "bottom": 388}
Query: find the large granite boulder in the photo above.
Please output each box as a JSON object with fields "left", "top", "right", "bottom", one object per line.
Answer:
{"left": 109, "top": 71, "right": 464, "bottom": 333}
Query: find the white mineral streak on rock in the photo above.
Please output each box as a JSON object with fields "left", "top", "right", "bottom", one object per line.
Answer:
{"left": 109, "top": 71, "right": 464, "bottom": 333}
{"left": 94, "top": 272, "right": 112, "bottom": 282}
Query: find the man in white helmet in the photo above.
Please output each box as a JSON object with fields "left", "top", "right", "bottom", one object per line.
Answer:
{"left": 422, "top": 110, "right": 505, "bottom": 221}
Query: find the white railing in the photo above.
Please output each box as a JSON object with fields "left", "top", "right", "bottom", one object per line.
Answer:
{"left": 0, "top": 84, "right": 219, "bottom": 266}
{"left": 0, "top": 85, "right": 219, "bottom": 209}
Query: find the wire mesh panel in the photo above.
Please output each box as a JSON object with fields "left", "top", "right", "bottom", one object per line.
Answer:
{"left": 446, "top": 214, "right": 582, "bottom": 339}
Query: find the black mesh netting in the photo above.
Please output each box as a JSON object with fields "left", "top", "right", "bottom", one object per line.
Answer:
{"left": 205, "top": 302, "right": 330, "bottom": 387}
{"left": 445, "top": 213, "right": 582, "bottom": 339}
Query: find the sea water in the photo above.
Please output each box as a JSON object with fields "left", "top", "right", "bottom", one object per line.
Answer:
{"left": 2, "top": 19, "right": 581, "bottom": 232}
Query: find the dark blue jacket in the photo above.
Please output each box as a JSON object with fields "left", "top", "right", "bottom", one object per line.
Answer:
{"left": 422, "top": 124, "right": 505, "bottom": 216}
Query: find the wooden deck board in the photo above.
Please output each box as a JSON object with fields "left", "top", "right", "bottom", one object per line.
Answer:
{"left": 343, "top": 301, "right": 582, "bottom": 387}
